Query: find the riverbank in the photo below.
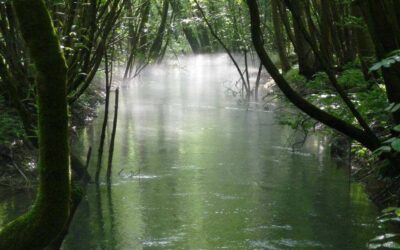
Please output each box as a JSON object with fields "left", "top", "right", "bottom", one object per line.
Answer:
{"left": 61, "top": 55, "right": 379, "bottom": 249}
{"left": 0, "top": 54, "right": 393, "bottom": 248}
{"left": 0, "top": 78, "right": 104, "bottom": 189}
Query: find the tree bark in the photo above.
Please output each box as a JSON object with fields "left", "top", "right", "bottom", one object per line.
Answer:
{"left": 0, "top": 0, "right": 70, "bottom": 249}
{"left": 287, "top": 0, "right": 316, "bottom": 79}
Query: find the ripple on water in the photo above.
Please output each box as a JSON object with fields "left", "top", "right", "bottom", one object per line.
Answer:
{"left": 118, "top": 174, "right": 160, "bottom": 182}
{"left": 272, "top": 146, "right": 312, "bottom": 157}
{"left": 118, "top": 169, "right": 160, "bottom": 180}
{"left": 142, "top": 235, "right": 183, "bottom": 248}
{"left": 248, "top": 239, "right": 328, "bottom": 249}
{"left": 213, "top": 192, "right": 242, "bottom": 200}
{"left": 130, "top": 175, "right": 159, "bottom": 179}
{"left": 172, "top": 192, "right": 205, "bottom": 197}
{"left": 243, "top": 224, "right": 293, "bottom": 232}
{"left": 171, "top": 165, "right": 202, "bottom": 170}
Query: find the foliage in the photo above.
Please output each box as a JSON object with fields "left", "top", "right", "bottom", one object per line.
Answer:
{"left": 0, "top": 96, "right": 25, "bottom": 146}
{"left": 70, "top": 79, "right": 103, "bottom": 127}
{"left": 338, "top": 68, "right": 365, "bottom": 89}
{"left": 372, "top": 101, "right": 400, "bottom": 176}
{"left": 368, "top": 207, "right": 400, "bottom": 249}
{"left": 285, "top": 68, "right": 307, "bottom": 87}
{"left": 369, "top": 50, "right": 400, "bottom": 73}
{"left": 282, "top": 65, "right": 389, "bottom": 130}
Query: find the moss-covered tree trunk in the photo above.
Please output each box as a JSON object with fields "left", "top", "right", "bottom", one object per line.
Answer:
{"left": 0, "top": 0, "right": 70, "bottom": 249}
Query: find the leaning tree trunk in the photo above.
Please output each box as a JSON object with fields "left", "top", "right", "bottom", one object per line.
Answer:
{"left": 0, "top": 0, "right": 70, "bottom": 249}
{"left": 246, "top": 0, "right": 381, "bottom": 151}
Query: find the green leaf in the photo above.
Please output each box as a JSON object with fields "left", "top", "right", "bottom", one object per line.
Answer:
{"left": 370, "top": 233, "right": 399, "bottom": 242}
{"left": 383, "top": 138, "right": 396, "bottom": 144}
{"left": 383, "top": 59, "right": 396, "bottom": 68}
{"left": 391, "top": 139, "right": 400, "bottom": 152}
{"left": 388, "top": 49, "right": 400, "bottom": 57}
{"left": 368, "top": 243, "right": 381, "bottom": 249}
{"left": 383, "top": 241, "right": 400, "bottom": 249}
{"left": 396, "top": 208, "right": 400, "bottom": 217}
{"left": 383, "top": 207, "right": 398, "bottom": 213}
{"left": 386, "top": 103, "right": 396, "bottom": 112}
{"left": 392, "top": 104, "right": 400, "bottom": 113}
{"left": 374, "top": 146, "right": 392, "bottom": 155}
{"left": 394, "top": 125, "right": 400, "bottom": 133}
{"left": 378, "top": 217, "right": 400, "bottom": 223}
{"left": 369, "top": 63, "right": 382, "bottom": 72}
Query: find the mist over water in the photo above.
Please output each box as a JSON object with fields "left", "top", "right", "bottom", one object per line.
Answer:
{"left": 0, "top": 54, "right": 379, "bottom": 249}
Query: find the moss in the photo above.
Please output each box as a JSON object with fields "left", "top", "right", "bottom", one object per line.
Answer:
{"left": 0, "top": 0, "right": 70, "bottom": 249}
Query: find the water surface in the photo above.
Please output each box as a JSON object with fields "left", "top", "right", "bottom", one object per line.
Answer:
{"left": 1, "top": 54, "right": 379, "bottom": 249}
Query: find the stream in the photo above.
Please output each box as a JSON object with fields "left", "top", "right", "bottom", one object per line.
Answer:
{"left": 0, "top": 54, "right": 379, "bottom": 249}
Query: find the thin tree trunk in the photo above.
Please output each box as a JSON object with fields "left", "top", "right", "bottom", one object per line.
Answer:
{"left": 95, "top": 53, "right": 111, "bottom": 183}
{"left": 194, "top": 0, "right": 250, "bottom": 98}
{"left": 106, "top": 88, "right": 119, "bottom": 182}
{"left": 272, "top": 0, "right": 291, "bottom": 73}
{"left": 255, "top": 62, "right": 263, "bottom": 101}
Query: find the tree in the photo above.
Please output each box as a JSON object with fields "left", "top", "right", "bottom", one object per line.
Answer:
{"left": 0, "top": 0, "right": 70, "bottom": 249}
{"left": 287, "top": 0, "right": 317, "bottom": 79}
{"left": 271, "top": 0, "right": 290, "bottom": 73}
{"left": 246, "top": 0, "right": 380, "bottom": 151}
{"left": 359, "top": 0, "right": 400, "bottom": 124}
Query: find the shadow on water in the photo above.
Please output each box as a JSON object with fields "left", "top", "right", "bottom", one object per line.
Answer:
{"left": 0, "top": 54, "right": 381, "bottom": 249}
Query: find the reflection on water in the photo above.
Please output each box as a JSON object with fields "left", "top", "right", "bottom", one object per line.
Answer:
{"left": 0, "top": 54, "right": 379, "bottom": 249}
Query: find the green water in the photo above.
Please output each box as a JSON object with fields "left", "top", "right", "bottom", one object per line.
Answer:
{"left": 0, "top": 54, "right": 379, "bottom": 249}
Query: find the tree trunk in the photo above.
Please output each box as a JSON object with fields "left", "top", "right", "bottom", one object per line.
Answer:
{"left": 361, "top": 0, "right": 400, "bottom": 123}
{"left": 288, "top": 0, "right": 316, "bottom": 79}
{"left": 271, "top": 0, "right": 291, "bottom": 73}
{"left": 148, "top": 0, "right": 170, "bottom": 60}
{"left": 319, "top": 0, "right": 335, "bottom": 66}
{"left": 106, "top": 88, "right": 119, "bottom": 182}
{"left": 170, "top": 0, "right": 202, "bottom": 53}
{"left": 0, "top": 0, "right": 70, "bottom": 249}
{"left": 351, "top": 3, "right": 375, "bottom": 80}
{"left": 246, "top": 0, "right": 381, "bottom": 151}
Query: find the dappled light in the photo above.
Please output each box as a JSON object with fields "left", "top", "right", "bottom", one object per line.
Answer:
{"left": 1, "top": 0, "right": 400, "bottom": 249}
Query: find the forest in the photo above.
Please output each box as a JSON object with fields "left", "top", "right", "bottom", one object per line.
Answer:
{"left": 0, "top": 0, "right": 400, "bottom": 249}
